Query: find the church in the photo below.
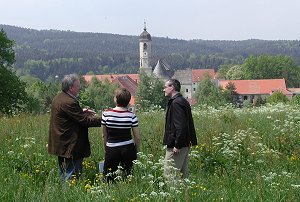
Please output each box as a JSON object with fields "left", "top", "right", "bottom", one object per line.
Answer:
{"left": 84, "top": 25, "right": 215, "bottom": 106}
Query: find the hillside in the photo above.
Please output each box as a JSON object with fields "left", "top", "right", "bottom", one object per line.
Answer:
{"left": 1, "top": 24, "right": 300, "bottom": 81}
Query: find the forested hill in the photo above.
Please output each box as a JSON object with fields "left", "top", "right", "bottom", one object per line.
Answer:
{"left": 1, "top": 24, "right": 300, "bottom": 81}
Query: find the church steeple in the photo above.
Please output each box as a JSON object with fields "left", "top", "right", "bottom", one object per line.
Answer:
{"left": 139, "top": 22, "right": 152, "bottom": 75}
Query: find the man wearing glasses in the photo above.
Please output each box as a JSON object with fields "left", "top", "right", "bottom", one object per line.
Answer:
{"left": 163, "top": 79, "right": 198, "bottom": 178}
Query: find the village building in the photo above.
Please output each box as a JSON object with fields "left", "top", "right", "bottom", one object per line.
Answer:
{"left": 83, "top": 25, "right": 294, "bottom": 107}
{"left": 287, "top": 88, "right": 300, "bottom": 97}
{"left": 83, "top": 25, "right": 215, "bottom": 106}
{"left": 218, "top": 79, "right": 293, "bottom": 105}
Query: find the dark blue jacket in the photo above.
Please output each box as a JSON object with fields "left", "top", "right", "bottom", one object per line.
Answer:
{"left": 163, "top": 93, "right": 198, "bottom": 148}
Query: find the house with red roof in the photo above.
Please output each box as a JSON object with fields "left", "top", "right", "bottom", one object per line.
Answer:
{"left": 218, "top": 78, "right": 293, "bottom": 104}
{"left": 83, "top": 74, "right": 139, "bottom": 84}
{"left": 287, "top": 88, "right": 300, "bottom": 96}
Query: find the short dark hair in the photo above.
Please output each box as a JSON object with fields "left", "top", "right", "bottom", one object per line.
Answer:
{"left": 115, "top": 88, "right": 131, "bottom": 107}
{"left": 61, "top": 74, "right": 79, "bottom": 91}
{"left": 167, "top": 79, "right": 181, "bottom": 92}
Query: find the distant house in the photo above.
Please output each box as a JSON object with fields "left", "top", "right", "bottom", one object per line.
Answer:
{"left": 287, "top": 88, "right": 300, "bottom": 97}
{"left": 218, "top": 79, "right": 293, "bottom": 104}
{"left": 83, "top": 74, "right": 139, "bottom": 84}
{"left": 171, "top": 68, "right": 215, "bottom": 104}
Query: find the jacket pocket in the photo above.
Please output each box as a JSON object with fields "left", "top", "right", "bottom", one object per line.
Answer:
{"left": 167, "top": 133, "right": 176, "bottom": 146}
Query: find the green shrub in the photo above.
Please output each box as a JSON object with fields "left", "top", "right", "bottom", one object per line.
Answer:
{"left": 291, "top": 95, "right": 300, "bottom": 105}
{"left": 266, "top": 91, "right": 289, "bottom": 104}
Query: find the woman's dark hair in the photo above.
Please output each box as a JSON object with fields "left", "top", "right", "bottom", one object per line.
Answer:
{"left": 115, "top": 88, "right": 131, "bottom": 107}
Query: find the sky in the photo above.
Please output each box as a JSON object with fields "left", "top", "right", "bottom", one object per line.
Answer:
{"left": 1, "top": 0, "right": 300, "bottom": 41}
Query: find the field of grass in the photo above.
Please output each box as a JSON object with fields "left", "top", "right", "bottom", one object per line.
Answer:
{"left": 1, "top": 103, "right": 300, "bottom": 201}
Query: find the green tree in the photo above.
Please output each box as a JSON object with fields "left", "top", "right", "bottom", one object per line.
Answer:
{"left": 0, "top": 29, "right": 28, "bottom": 115}
{"left": 135, "top": 73, "right": 167, "bottom": 111}
{"left": 223, "top": 82, "right": 240, "bottom": 106}
{"left": 291, "top": 95, "right": 300, "bottom": 105}
{"left": 215, "top": 64, "right": 233, "bottom": 79}
{"left": 25, "top": 79, "right": 60, "bottom": 113}
{"left": 266, "top": 91, "right": 289, "bottom": 104}
{"left": 242, "top": 55, "right": 300, "bottom": 87}
{"left": 226, "top": 65, "right": 244, "bottom": 80}
{"left": 0, "top": 29, "right": 14, "bottom": 67}
{"left": 195, "top": 74, "right": 228, "bottom": 107}
{"left": 80, "top": 77, "right": 118, "bottom": 111}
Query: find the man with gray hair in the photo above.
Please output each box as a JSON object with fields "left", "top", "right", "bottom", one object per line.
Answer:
{"left": 48, "top": 74, "right": 101, "bottom": 181}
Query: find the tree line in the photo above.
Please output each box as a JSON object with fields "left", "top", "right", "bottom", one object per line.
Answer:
{"left": 1, "top": 28, "right": 300, "bottom": 116}
{"left": 2, "top": 24, "right": 300, "bottom": 81}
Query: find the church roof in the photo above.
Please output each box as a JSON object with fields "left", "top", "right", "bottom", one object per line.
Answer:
{"left": 153, "top": 59, "right": 173, "bottom": 79}
{"left": 139, "top": 28, "right": 152, "bottom": 42}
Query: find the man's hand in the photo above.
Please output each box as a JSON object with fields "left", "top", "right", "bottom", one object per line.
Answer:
{"left": 83, "top": 108, "right": 96, "bottom": 117}
{"left": 173, "top": 147, "right": 180, "bottom": 155}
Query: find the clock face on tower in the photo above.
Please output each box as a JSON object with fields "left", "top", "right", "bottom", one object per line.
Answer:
{"left": 143, "top": 52, "right": 147, "bottom": 56}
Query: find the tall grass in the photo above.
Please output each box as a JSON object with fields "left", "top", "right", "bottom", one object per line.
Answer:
{"left": 1, "top": 104, "right": 300, "bottom": 201}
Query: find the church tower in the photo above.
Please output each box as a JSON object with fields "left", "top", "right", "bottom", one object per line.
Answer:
{"left": 139, "top": 22, "right": 152, "bottom": 75}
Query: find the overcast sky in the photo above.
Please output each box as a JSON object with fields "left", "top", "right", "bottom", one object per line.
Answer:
{"left": 1, "top": 0, "right": 300, "bottom": 40}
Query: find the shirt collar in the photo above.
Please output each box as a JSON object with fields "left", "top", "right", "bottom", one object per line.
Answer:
{"left": 170, "top": 92, "right": 181, "bottom": 100}
{"left": 64, "top": 91, "right": 77, "bottom": 100}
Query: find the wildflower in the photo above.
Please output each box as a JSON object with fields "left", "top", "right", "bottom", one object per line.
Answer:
{"left": 114, "top": 175, "right": 122, "bottom": 181}
{"left": 158, "top": 181, "right": 165, "bottom": 188}
{"left": 150, "top": 191, "right": 158, "bottom": 197}
{"left": 291, "top": 184, "right": 300, "bottom": 188}
{"left": 127, "top": 175, "right": 133, "bottom": 182}
{"left": 140, "top": 193, "right": 147, "bottom": 198}
{"left": 290, "top": 154, "right": 297, "bottom": 161}
{"left": 7, "top": 151, "right": 14, "bottom": 155}
{"left": 84, "top": 184, "right": 92, "bottom": 192}
{"left": 68, "top": 178, "right": 77, "bottom": 186}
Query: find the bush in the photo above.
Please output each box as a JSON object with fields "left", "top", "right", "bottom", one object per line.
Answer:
{"left": 266, "top": 91, "right": 289, "bottom": 104}
{"left": 291, "top": 95, "right": 300, "bottom": 105}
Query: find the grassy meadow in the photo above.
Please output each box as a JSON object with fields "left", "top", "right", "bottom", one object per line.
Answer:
{"left": 1, "top": 104, "right": 300, "bottom": 201}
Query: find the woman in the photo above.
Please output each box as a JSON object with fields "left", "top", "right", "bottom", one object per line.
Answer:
{"left": 101, "top": 88, "right": 141, "bottom": 182}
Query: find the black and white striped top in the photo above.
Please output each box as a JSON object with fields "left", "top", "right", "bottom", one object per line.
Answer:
{"left": 101, "top": 109, "right": 138, "bottom": 147}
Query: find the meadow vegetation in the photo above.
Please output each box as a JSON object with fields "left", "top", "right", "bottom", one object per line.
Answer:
{"left": 1, "top": 103, "right": 300, "bottom": 201}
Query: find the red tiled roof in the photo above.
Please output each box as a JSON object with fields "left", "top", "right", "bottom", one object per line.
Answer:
{"left": 192, "top": 69, "right": 215, "bottom": 83}
{"left": 112, "top": 76, "right": 138, "bottom": 106}
{"left": 83, "top": 74, "right": 139, "bottom": 106}
{"left": 287, "top": 88, "right": 300, "bottom": 94}
{"left": 218, "top": 79, "right": 292, "bottom": 95}
{"left": 83, "top": 74, "right": 139, "bottom": 83}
